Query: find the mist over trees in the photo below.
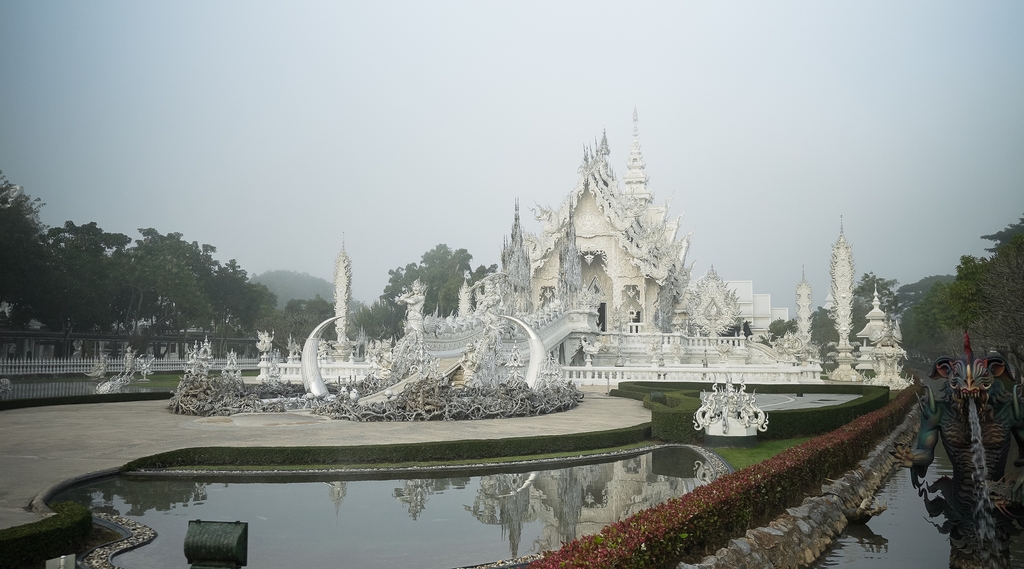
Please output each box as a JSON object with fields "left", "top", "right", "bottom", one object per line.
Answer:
{"left": 0, "top": 175, "right": 276, "bottom": 357}
{"left": 251, "top": 270, "right": 334, "bottom": 309}
{"left": 899, "top": 217, "right": 1024, "bottom": 369}
{"left": 351, "top": 244, "right": 497, "bottom": 340}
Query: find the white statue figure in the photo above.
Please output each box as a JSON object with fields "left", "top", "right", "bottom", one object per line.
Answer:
{"left": 96, "top": 347, "right": 138, "bottom": 394}
{"left": 287, "top": 335, "right": 301, "bottom": 362}
{"left": 84, "top": 356, "right": 108, "bottom": 379}
{"left": 256, "top": 330, "right": 274, "bottom": 381}
{"left": 256, "top": 330, "right": 274, "bottom": 354}
{"left": 397, "top": 280, "right": 427, "bottom": 337}
{"left": 458, "top": 279, "right": 474, "bottom": 318}
{"left": 580, "top": 336, "right": 603, "bottom": 366}
{"left": 136, "top": 354, "right": 154, "bottom": 382}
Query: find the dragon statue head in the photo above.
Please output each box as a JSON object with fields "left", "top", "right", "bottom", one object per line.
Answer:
{"left": 930, "top": 332, "right": 1011, "bottom": 410}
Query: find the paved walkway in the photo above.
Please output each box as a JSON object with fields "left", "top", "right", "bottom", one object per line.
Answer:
{"left": 0, "top": 387, "right": 650, "bottom": 530}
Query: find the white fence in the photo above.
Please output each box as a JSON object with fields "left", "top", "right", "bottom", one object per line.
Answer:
{"left": 0, "top": 381, "right": 168, "bottom": 400}
{"left": 564, "top": 364, "right": 823, "bottom": 388}
{"left": 0, "top": 356, "right": 260, "bottom": 377}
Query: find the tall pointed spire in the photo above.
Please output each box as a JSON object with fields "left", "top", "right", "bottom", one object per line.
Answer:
{"left": 623, "top": 107, "right": 649, "bottom": 197}
{"left": 501, "top": 199, "right": 533, "bottom": 314}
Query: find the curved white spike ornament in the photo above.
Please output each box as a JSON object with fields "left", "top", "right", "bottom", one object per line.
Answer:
{"left": 302, "top": 316, "right": 343, "bottom": 398}
{"left": 500, "top": 315, "right": 546, "bottom": 388}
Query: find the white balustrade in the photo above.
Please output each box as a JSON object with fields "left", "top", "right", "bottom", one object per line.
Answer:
{"left": 0, "top": 356, "right": 260, "bottom": 377}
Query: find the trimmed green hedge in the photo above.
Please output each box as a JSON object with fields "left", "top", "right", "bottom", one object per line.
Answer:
{"left": 0, "top": 502, "right": 92, "bottom": 569}
{"left": 764, "top": 386, "right": 890, "bottom": 440}
{"left": 0, "top": 390, "right": 171, "bottom": 412}
{"left": 121, "top": 423, "right": 653, "bottom": 471}
{"left": 611, "top": 381, "right": 891, "bottom": 443}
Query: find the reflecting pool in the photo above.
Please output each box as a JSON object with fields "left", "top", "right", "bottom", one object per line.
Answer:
{"left": 54, "top": 447, "right": 717, "bottom": 569}
{"left": 814, "top": 443, "right": 1024, "bottom": 568}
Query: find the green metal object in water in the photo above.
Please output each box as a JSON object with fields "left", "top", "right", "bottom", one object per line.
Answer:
{"left": 184, "top": 520, "right": 248, "bottom": 569}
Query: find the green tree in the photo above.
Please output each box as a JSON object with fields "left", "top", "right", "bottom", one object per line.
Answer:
{"left": 0, "top": 173, "right": 46, "bottom": 326}
{"left": 35, "top": 222, "right": 131, "bottom": 356}
{"left": 981, "top": 213, "right": 1024, "bottom": 252}
{"left": 208, "top": 260, "right": 277, "bottom": 356}
{"left": 900, "top": 280, "right": 961, "bottom": 360}
{"left": 359, "top": 244, "right": 497, "bottom": 339}
{"left": 896, "top": 275, "right": 955, "bottom": 313}
{"left": 975, "top": 235, "right": 1024, "bottom": 370}
{"left": 115, "top": 229, "right": 217, "bottom": 351}
{"left": 254, "top": 295, "right": 335, "bottom": 352}
{"left": 809, "top": 307, "right": 839, "bottom": 366}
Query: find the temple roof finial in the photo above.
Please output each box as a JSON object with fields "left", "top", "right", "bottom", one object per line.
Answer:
{"left": 623, "top": 108, "right": 649, "bottom": 196}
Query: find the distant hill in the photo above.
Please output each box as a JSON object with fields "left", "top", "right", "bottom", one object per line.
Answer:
{"left": 252, "top": 270, "right": 334, "bottom": 309}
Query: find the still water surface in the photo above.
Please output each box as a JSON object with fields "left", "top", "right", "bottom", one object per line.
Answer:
{"left": 814, "top": 443, "right": 1024, "bottom": 568}
{"left": 55, "top": 448, "right": 715, "bottom": 569}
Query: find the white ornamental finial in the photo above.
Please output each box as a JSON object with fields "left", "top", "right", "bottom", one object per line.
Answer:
{"left": 623, "top": 108, "right": 649, "bottom": 196}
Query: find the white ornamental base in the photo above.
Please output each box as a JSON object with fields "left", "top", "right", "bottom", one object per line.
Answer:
{"left": 704, "top": 417, "right": 761, "bottom": 438}
{"left": 256, "top": 357, "right": 270, "bottom": 381}
{"left": 702, "top": 418, "right": 760, "bottom": 448}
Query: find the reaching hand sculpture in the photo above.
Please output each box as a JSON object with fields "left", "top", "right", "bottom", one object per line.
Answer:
{"left": 895, "top": 333, "right": 1024, "bottom": 567}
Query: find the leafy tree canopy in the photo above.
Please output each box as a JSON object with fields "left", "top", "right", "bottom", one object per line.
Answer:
{"left": 981, "top": 213, "right": 1024, "bottom": 252}
{"left": 0, "top": 172, "right": 46, "bottom": 319}
{"left": 355, "top": 244, "right": 497, "bottom": 340}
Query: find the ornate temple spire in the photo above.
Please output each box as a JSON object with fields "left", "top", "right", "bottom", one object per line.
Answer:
{"left": 795, "top": 272, "right": 813, "bottom": 344}
{"left": 334, "top": 244, "right": 353, "bottom": 358}
{"left": 623, "top": 107, "right": 649, "bottom": 197}
{"left": 558, "top": 206, "right": 583, "bottom": 308}
{"left": 501, "top": 199, "right": 533, "bottom": 314}
{"left": 829, "top": 224, "right": 860, "bottom": 381}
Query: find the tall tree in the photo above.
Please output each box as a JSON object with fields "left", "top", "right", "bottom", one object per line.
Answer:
{"left": 0, "top": 173, "right": 46, "bottom": 325}
{"left": 35, "top": 221, "right": 130, "bottom": 356}
{"left": 975, "top": 235, "right": 1024, "bottom": 370}
{"left": 981, "top": 213, "right": 1024, "bottom": 252}
{"left": 357, "top": 244, "right": 496, "bottom": 339}
{"left": 208, "top": 259, "right": 277, "bottom": 355}
{"left": 116, "top": 229, "right": 216, "bottom": 349}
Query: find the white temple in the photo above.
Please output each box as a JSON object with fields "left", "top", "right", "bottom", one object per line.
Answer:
{"left": 287, "top": 110, "right": 824, "bottom": 388}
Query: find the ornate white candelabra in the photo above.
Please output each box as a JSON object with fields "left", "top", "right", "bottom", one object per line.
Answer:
{"left": 693, "top": 374, "right": 768, "bottom": 446}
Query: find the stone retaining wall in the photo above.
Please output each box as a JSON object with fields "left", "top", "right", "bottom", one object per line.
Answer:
{"left": 679, "top": 405, "right": 920, "bottom": 569}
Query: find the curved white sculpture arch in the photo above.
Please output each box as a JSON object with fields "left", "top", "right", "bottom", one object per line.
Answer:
{"left": 302, "top": 316, "right": 343, "bottom": 398}
{"left": 500, "top": 315, "right": 545, "bottom": 388}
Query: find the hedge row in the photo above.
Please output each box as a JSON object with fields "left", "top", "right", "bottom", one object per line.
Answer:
{"left": 0, "top": 502, "right": 92, "bottom": 569}
{"left": 611, "top": 382, "right": 890, "bottom": 443}
{"left": 528, "top": 386, "right": 920, "bottom": 569}
{"left": 121, "top": 423, "right": 653, "bottom": 471}
{"left": 0, "top": 391, "right": 171, "bottom": 412}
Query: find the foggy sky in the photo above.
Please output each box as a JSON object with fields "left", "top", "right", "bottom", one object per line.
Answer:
{"left": 2, "top": 1, "right": 1022, "bottom": 312}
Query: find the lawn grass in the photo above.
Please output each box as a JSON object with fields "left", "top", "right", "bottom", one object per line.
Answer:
{"left": 711, "top": 437, "right": 812, "bottom": 471}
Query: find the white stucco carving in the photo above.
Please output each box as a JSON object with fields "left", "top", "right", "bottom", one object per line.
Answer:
{"left": 829, "top": 225, "right": 861, "bottom": 382}
{"left": 688, "top": 267, "right": 741, "bottom": 337}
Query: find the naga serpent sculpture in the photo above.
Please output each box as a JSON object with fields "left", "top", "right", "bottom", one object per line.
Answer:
{"left": 895, "top": 334, "right": 1024, "bottom": 567}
